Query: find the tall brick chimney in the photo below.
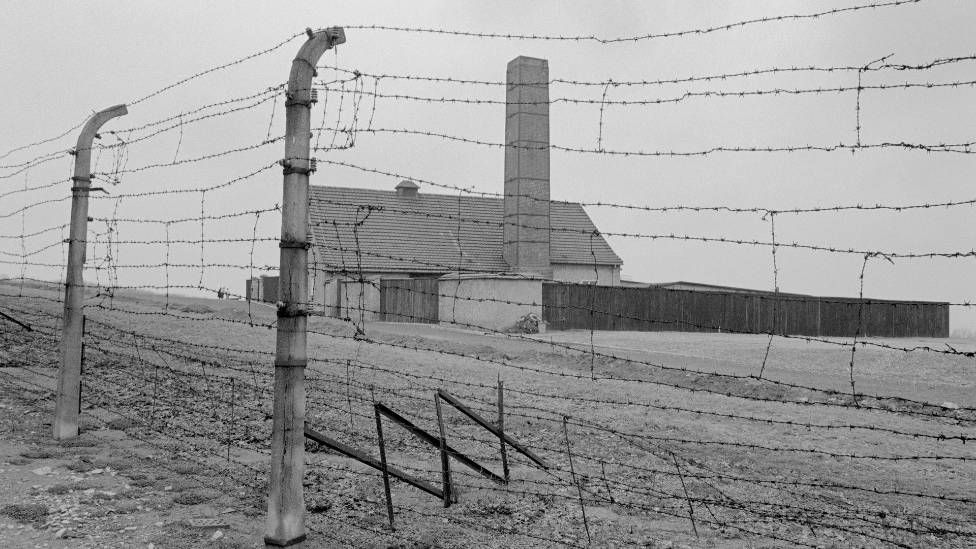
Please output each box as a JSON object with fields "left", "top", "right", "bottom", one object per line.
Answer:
{"left": 503, "top": 56, "right": 551, "bottom": 277}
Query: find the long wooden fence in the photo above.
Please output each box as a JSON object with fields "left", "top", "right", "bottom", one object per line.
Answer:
{"left": 542, "top": 283, "right": 949, "bottom": 338}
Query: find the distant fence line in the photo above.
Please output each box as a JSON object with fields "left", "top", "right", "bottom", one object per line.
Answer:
{"left": 542, "top": 283, "right": 949, "bottom": 338}
{"left": 359, "top": 278, "right": 950, "bottom": 338}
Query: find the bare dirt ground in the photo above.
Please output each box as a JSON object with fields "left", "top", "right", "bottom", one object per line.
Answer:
{"left": 1, "top": 279, "right": 975, "bottom": 548}
{"left": 0, "top": 384, "right": 264, "bottom": 549}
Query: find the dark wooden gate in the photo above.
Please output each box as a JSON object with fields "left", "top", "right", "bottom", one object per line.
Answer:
{"left": 379, "top": 278, "right": 439, "bottom": 323}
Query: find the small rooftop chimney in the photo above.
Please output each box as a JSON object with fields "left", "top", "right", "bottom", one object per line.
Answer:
{"left": 395, "top": 180, "right": 419, "bottom": 197}
{"left": 503, "top": 56, "right": 551, "bottom": 277}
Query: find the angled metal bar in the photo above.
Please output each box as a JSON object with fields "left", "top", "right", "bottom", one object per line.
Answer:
{"left": 437, "top": 389, "right": 549, "bottom": 470}
{"left": 375, "top": 402, "right": 505, "bottom": 484}
{"left": 0, "top": 309, "right": 32, "bottom": 331}
{"left": 497, "top": 379, "right": 510, "bottom": 482}
{"left": 78, "top": 315, "right": 85, "bottom": 415}
{"left": 303, "top": 423, "right": 442, "bottom": 499}
{"left": 374, "top": 406, "right": 395, "bottom": 531}
{"left": 434, "top": 393, "right": 453, "bottom": 507}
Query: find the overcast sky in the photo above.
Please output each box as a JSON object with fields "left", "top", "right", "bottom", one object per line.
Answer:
{"left": 3, "top": 0, "right": 976, "bottom": 330}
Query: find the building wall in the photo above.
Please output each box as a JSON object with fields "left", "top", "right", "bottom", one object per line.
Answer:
{"left": 245, "top": 276, "right": 279, "bottom": 302}
{"left": 261, "top": 276, "right": 279, "bottom": 303}
{"left": 312, "top": 266, "right": 620, "bottom": 328}
{"left": 321, "top": 274, "right": 386, "bottom": 322}
{"left": 320, "top": 272, "right": 442, "bottom": 318}
{"left": 309, "top": 262, "right": 329, "bottom": 316}
{"left": 439, "top": 274, "right": 542, "bottom": 332}
{"left": 339, "top": 279, "right": 381, "bottom": 322}
{"left": 552, "top": 263, "right": 620, "bottom": 286}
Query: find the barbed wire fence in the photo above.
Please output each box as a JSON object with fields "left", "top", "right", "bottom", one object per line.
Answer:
{"left": 1, "top": 5, "right": 975, "bottom": 547}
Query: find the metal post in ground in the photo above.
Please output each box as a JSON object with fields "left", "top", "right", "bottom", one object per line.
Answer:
{"left": 54, "top": 104, "right": 127, "bottom": 441}
{"left": 497, "top": 377, "right": 509, "bottom": 483}
{"left": 78, "top": 315, "right": 86, "bottom": 415}
{"left": 434, "top": 392, "right": 453, "bottom": 507}
{"left": 375, "top": 404, "right": 396, "bottom": 530}
{"left": 264, "top": 27, "right": 345, "bottom": 548}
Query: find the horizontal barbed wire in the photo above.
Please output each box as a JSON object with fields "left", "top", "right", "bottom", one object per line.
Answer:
{"left": 313, "top": 78, "right": 976, "bottom": 107}
{"left": 342, "top": 0, "right": 922, "bottom": 44}
{"left": 313, "top": 126, "right": 976, "bottom": 156}
{"left": 5, "top": 286, "right": 972, "bottom": 421}
{"left": 317, "top": 158, "right": 976, "bottom": 215}
{"left": 316, "top": 53, "right": 976, "bottom": 88}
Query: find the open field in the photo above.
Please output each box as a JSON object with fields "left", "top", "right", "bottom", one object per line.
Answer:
{"left": 1, "top": 279, "right": 975, "bottom": 548}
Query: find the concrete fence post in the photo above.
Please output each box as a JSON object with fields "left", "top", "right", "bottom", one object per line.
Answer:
{"left": 265, "top": 27, "right": 345, "bottom": 548}
{"left": 54, "top": 104, "right": 127, "bottom": 440}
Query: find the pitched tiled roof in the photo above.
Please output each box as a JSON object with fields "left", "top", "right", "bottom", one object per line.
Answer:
{"left": 308, "top": 186, "right": 622, "bottom": 274}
